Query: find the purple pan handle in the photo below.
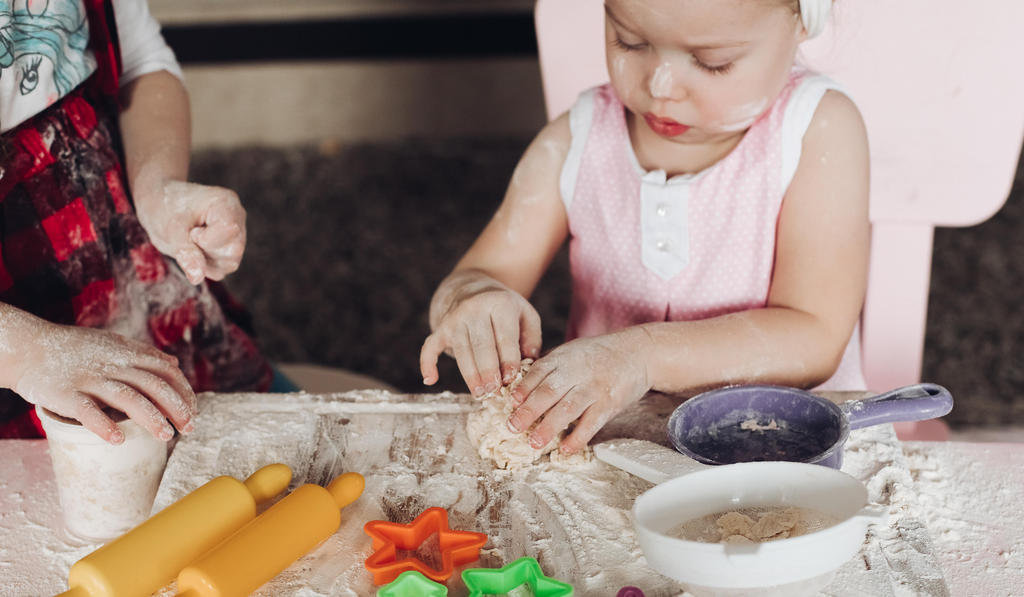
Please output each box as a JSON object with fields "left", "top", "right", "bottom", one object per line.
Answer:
{"left": 840, "top": 383, "right": 953, "bottom": 430}
{"left": 617, "top": 588, "right": 646, "bottom": 597}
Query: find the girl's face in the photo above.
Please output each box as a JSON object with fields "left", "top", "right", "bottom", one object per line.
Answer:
{"left": 605, "top": 0, "right": 805, "bottom": 146}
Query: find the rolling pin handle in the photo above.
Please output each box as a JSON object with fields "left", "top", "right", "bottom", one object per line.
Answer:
{"left": 243, "top": 463, "right": 293, "bottom": 504}
{"left": 327, "top": 472, "right": 365, "bottom": 509}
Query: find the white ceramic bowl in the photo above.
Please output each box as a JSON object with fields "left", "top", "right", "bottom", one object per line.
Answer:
{"left": 633, "top": 461, "right": 883, "bottom": 596}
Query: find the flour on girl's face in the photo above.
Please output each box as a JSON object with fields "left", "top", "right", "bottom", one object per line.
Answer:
{"left": 649, "top": 62, "right": 675, "bottom": 99}
{"left": 612, "top": 55, "right": 627, "bottom": 78}
{"left": 711, "top": 97, "right": 770, "bottom": 132}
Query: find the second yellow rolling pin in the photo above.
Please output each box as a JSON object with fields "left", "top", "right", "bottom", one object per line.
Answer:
{"left": 56, "top": 463, "right": 293, "bottom": 597}
{"left": 176, "top": 471, "right": 365, "bottom": 597}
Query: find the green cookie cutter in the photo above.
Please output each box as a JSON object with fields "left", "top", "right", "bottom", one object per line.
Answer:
{"left": 461, "top": 556, "right": 573, "bottom": 597}
{"left": 377, "top": 570, "right": 448, "bottom": 597}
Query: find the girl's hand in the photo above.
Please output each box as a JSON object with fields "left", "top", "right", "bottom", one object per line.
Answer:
{"left": 506, "top": 328, "right": 653, "bottom": 455}
{"left": 136, "top": 180, "right": 246, "bottom": 285}
{"left": 420, "top": 276, "right": 543, "bottom": 397}
{"left": 14, "top": 322, "right": 196, "bottom": 444}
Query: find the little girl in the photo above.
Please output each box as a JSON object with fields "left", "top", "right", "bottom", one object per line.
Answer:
{"left": 421, "top": 0, "right": 869, "bottom": 455}
{"left": 0, "top": 0, "right": 273, "bottom": 443}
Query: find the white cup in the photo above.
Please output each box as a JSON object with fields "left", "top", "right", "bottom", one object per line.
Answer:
{"left": 36, "top": 406, "right": 169, "bottom": 543}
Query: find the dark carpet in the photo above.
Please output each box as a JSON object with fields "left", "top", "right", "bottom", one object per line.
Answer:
{"left": 191, "top": 138, "right": 1024, "bottom": 428}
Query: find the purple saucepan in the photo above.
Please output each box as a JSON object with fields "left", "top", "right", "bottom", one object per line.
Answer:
{"left": 666, "top": 383, "right": 953, "bottom": 469}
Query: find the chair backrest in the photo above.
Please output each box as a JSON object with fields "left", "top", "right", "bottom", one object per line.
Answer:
{"left": 535, "top": 0, "right": 1024, "bottom": 391}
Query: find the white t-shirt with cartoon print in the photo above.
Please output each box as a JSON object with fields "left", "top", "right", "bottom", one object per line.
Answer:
{"left": 0, "top": 0, "right": 181, "bottom": 133}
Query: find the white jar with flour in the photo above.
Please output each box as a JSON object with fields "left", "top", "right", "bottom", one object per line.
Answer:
{"left": 36, "top": 406, "right": 168, "bottom": 543}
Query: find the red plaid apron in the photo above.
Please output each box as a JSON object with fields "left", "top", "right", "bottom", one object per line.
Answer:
{"left": 0, "top": 1, "right": 271, "bottom": 438}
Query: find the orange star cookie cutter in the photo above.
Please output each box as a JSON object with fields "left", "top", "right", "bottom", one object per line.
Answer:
{"left": 364, "top": 506, "right": 489, "bottom": 585}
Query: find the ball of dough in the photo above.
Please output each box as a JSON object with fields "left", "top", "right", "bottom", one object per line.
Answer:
{"left": 465, "top": 360, "right": 561, "bottom": 470}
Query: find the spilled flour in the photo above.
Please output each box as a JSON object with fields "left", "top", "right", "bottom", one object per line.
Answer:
{"left": 829, "top": 425, "right": 949, "bottom": 597}
{"left": 2, "top": 390, "right": 965, "bottom": 596}
{"left": 901, "top": 441, "right": 1024, "bottom": 597}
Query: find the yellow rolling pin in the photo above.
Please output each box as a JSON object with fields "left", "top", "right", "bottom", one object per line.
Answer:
{"left": 56, "top": 463, "right": 292, "bottom": 597}
{"left": 175, "top": 471, "right": 365, "bottom": 597}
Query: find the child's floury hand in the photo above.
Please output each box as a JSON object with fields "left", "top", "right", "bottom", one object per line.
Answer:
{"left": 506, "top": 328, "right": 653, "bottom": 454}
{"left": 136, "top": 181, "right": 246, "bottom": 285}
{"left": 420, "top": 277, "right": 542, "bottom": 397}
{"left": 15, "top": 323, "right": 196, "bottom": 444}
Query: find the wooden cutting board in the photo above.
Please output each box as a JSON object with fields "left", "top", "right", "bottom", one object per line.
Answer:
{"left": 146, "top": 389, "right": 949, "bottom": 596}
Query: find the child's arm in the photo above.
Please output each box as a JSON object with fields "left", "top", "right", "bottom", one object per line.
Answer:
{"left": 0, "top": 303, "right": 196, "bottom": 444}
{"left": 420, "top": 114, "right": 573, "bottom": 395}
{"left": 509, "top": 91, "right": 870, "bottom": 454}
{"left": 118, "top": 71, "right": 247, "bottom": 285}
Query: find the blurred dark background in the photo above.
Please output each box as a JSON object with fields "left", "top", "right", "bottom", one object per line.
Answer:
{"left": 159, "top": 1, "right": 1023, "bottom": 429}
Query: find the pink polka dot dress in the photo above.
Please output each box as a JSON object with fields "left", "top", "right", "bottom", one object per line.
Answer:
{"left": 558, "top": 70, "right": 866, "bottom": 390}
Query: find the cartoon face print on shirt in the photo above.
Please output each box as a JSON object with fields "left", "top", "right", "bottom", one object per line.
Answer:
{"left": 0, "top": 0, "right": 96, "bottom": 132}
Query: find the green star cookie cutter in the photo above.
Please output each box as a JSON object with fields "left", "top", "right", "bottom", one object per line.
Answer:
{"left": 462, "top": 557, "right": 574, "bottom": 597}
{"left": 377, "top": 571, "right": 449, "bottom": 597}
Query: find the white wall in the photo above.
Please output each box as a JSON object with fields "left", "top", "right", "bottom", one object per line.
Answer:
{"left": 154, "top": 0, "right": 546, "bottom": 148}
{"left": 182, "top": 59, "right": 546, "bottom": 148}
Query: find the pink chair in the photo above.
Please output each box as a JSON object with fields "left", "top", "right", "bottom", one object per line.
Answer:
{"left": 534, "top": 0, "right": 1024, "bottom": 440}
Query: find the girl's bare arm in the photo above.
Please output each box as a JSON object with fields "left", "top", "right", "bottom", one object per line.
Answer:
{"left": 421, "top": 113, "right": 574, "bottom": 393}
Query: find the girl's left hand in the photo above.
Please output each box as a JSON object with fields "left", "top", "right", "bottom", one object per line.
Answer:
{"left": 136, "top": 181, "right": 247, "bottom": 285}
{"left": 506, "top": 327, "right": 653, "bottom": 455}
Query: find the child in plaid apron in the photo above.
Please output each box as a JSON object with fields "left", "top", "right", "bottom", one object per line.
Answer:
{"left": 0, "top": 0, "right": 272, "bottom": 439}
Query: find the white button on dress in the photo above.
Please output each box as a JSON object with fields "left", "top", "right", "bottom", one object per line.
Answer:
{"left": 640, "top": 169, "right": 691, "bottom": 280}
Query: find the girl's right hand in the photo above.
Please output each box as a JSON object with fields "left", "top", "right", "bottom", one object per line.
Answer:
{"left": 14, "top": 322, "right": 197, "bottom": 445}
{"left": 420, "top": 276, "right": 542, "bottom": 397}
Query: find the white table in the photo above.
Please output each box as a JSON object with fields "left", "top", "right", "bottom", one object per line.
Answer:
{"left": 2, "top": 390, "right": 1022, "bottom": 596}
